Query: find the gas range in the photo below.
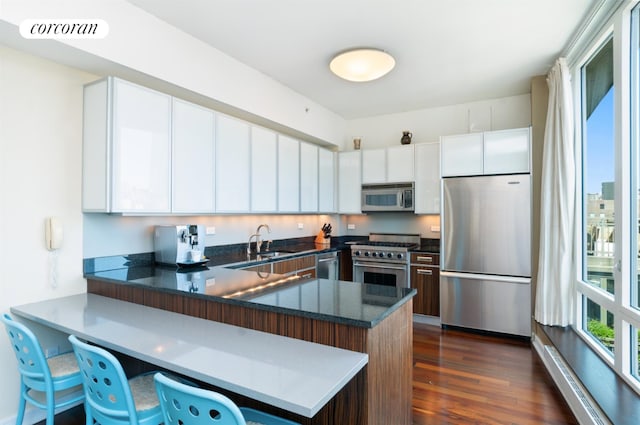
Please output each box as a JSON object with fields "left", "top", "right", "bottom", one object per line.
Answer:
{"left": 350, "top": 233, "right": 421, "bottom": 264}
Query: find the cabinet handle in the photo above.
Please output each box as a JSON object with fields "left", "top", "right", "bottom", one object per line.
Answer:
{"left": 417, "top": 269, "right": 433, "bottom": 275}
{"left": 300, "top": 272, "right": 313, "bottom": 279}
{"left": 416, "top": 256, "right": 433, "bottom": 263}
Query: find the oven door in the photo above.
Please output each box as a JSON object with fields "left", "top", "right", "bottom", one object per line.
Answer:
{"left": 352, "top": 261, "right": 408, "bottom": 288}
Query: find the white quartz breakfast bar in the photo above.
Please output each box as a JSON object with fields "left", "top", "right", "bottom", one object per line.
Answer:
{"left": 10, "top": 293, "right": 368, "bottom": 418}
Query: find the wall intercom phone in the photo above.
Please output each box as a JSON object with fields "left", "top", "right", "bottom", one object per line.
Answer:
{"left": 45, "top": 217, "right": 63, "bottom": 251}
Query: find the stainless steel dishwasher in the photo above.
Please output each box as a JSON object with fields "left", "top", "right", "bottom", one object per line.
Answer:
{"left": 316, "top": 251, "right": 339, "bottom": 280}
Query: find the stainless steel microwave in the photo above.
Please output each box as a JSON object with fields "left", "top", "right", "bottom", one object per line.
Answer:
{"left": 361, "top": 183, "right": 414, "bottom": 212}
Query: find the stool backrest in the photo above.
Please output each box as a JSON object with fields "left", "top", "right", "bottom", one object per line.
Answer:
{"left": 2, "top": 313, "right": 52, "bottom": 390}
{"left": 154, "top": 372, "right": 246, "bottom": 425}
{"left": 68, "top": 334, "right": 138, "bottom": 424}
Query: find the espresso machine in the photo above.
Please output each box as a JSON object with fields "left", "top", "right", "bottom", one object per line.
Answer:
{"left": 154, "top": 225, "right": 205, "bottom": 265}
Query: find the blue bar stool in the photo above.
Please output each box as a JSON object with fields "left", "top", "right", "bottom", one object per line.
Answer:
{"left": 2, "top": 314, "right": 84, "bottom": 425}
{"left": 68, "top": 334, "right": 165, "bottom": 425}
{"left": 154, "top": 372, "right": 301, "bottom": 425}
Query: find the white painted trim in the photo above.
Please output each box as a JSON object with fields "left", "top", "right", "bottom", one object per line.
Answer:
{"left": 532, "top": 334, "right": 610, "bottom": 425}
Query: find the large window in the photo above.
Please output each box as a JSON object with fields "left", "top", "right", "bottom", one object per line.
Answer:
{"left": 581, "top": 37, "right": 616, "bottom": 352}
{"left": 577, "top": 1, "right": 640, "bottom": 388}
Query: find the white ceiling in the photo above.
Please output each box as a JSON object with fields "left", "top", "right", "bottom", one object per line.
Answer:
{"left": 127, "top": 0, "right": 595, "bottom": 120}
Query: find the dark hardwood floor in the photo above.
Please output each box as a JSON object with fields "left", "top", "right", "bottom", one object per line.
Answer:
{"left": 38, "top": 322, "right": 577, "bottom": 425}
{"left": 412, "top": 322, "right": 578, "bottom": 425}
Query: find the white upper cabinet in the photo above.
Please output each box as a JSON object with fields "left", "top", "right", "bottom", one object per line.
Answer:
{"left": 362, "top": 149, "right": 386, "bottom": 183}
{"left": 172, "top": 99, "right": 215, "bottom": 213}
{"left": 318, "top": 148, "right": 336, "bottom": 213}
{"left": 440, "top": 132, "right": 484, "bottom": 177}
{"left": 278, "top": 135, "right": 300, "bottom": 212}
{"left": 83, "top": 76, "right": 337, "bottom": 216}
{"left": 414, "top": 142, "right": 440, "bottom": 214}
{"left": 362, "top": 145, "right": 415, "bottom": 183}
{"left": 387, "top": 145, "right": 415, "bottom": 182}
{"left": 112, "top": 80, "right": 172, "bottom": 213}
{"left": 338, "top": 151, "right": 362, "bottom": 214}
{"left": 441, "top": 128, "right": 530, "bottom": 177}
{"left": 483, "top": 127, "right": 530, "bottom": 174}
{"left": 300, "top": 142, "right": 319, "bottom": 212}
{"left": 250, "top": 126, "right": 278, "bottom": 213}
{"left": 216, "top": 114, "right": 250, "bottom": 212}
{"left": 82, "top": 77, "right": 172, "bottom": 213}
{"left": 82, "top": 79, "right": 110, "bottom": 212}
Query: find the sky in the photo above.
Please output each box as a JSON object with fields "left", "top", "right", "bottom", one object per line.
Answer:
{"left": 585, "top": 86, "right": 615, "bottom": 195}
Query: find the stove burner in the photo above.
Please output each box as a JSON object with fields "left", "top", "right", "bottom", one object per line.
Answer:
{"left": 350, "top": 233, "right": 421, "bottom": 264}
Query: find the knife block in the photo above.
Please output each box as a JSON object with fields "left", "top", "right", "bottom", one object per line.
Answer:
{"left": 315, "top": 231, "right": 330, "bottom": 245}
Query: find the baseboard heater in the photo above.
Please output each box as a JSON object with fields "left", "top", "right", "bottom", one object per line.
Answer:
{"left": 533, "top": 336, "right": 610, "bottom": 425}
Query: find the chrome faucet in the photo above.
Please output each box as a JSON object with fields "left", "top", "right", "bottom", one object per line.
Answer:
{"left": 255, "top": 224, "right": 271, "bottom": 253}
{"left": 247, "top": 224, "right": 271, "bottom": 255}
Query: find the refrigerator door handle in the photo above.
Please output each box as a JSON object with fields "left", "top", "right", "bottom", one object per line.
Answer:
{"left": 440, "top": 271, "right": 530, "bottom": 285}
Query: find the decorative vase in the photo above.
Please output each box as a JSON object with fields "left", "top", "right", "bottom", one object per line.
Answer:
{"left": 401, "top": 131, "right": 412, "bottom": 145}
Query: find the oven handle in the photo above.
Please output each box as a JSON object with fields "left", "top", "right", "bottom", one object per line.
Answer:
{"left": 353, "top": 262, "right": 407, "bottom": 271}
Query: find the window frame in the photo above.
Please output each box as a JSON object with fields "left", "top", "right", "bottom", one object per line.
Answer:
{"left": 573, "top": 0, "right": 640, "bottom": 392}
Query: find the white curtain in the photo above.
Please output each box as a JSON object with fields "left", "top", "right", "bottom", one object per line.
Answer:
{"left": 535, "top": 57, "right": 576, "bottom": 326}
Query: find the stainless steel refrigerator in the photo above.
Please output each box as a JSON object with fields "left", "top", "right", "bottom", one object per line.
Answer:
{"left": 440, "top": 173, "right": 531, "bottom": 336}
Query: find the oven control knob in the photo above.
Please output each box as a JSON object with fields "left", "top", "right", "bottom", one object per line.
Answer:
{"left": 387, "top": 252, "right": 393, "bottom": 258}
{"left": 364, "top": 251, "right": 370, "bottom": 257}
{"left": 378, "top": 252, "right": 384, "bottom": 258}
{"left": 354, "top": 250, "right": 361, "bottom": 256}
{"left": 397, "top": 253, "right": 404, "bottom": 260}
{"left": 370, "top": 252, "right": 376, "bottom": 257}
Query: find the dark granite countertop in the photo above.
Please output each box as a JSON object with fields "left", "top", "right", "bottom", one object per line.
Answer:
{"left": 86, "top": 264, "right": 415, "bottom": 328}
{"left": 84, "top": 236, "right": 368, "bottom": 273}
{"left": 84, "top": 234, "right": 414, "bottom": 328}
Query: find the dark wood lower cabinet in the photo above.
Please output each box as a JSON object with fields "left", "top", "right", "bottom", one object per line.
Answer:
{"left": 87, "top": 279, "right": 413, "bottom": 425}
{"left": 410, "top": 265, "right": 440, "bottom": 316}
{"left": 410, "top": 253, "right": 440, "bottom": 316}
{"left": 339, "top": 248, "right": 353, "bottom": 281}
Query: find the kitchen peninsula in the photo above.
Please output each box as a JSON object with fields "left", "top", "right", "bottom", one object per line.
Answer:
{"left": 83, "top": 252, "right": 415, "bottom": 425}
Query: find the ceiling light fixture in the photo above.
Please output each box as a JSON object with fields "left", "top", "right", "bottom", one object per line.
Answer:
{"left": 329, "top": 48, "right": 395, "bottom": 82}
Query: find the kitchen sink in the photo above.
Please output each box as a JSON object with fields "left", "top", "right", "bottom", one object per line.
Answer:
{"left": 258, "top": 250, "right": 296, "bottom": 258}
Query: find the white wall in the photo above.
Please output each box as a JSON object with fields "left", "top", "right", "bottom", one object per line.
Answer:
{"left": 83, "top": 214, "right": 340, "bottom": 258}
{"left": 344, "top": 94, "right": 531, "bottom": 150}
{"left": 0, "top": 46, "right": 97, "bottom": 424}
{"left": 340, "top": 214, "right": 442, "bottom": 240}
{"left": 0, "top": 0, "right": 346, "bottom": 147}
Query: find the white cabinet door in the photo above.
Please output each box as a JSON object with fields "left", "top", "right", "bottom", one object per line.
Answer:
{"left": 338, "top": 151, "right": 362, "bottom": 214}
{"left": 414, "top": 142, "right": 440, "bottom": 214}
{"left": 250, "top": 126, "right": 278, "bottom": 212}
{"left": 361, "top": 149, "right": 386, "bottom": 183}
{"left": 278, "top": 135, "right": 300, "bottom": 212}
{"left": 172, "top": 99, "right": 215, "bottom": 213}
{"left": 483, "top": 127, "right": 530, "bottom": 174}
{"left": 112, "top": 79, "right": 172, "bottom": 213}
{"left": 216, "top": 115, "right": 250, "bottom": 212}
{"left": 387, "top": 144, "right": 415, "bottom": 182}
{"left": 440, "top": 132, "right": 484, "bottom": 177}
{"left": 82, "top": 79, "right": 109, "bottom": 212}
{"left": 300, "top": 142, "right": 318, "bottom": 212}
{"left": 318, "top": 148, "right": 335, "bottom": 213}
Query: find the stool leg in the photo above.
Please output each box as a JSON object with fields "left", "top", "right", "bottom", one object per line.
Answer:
{"left": 15, "top": 381, "right": 27, "bottom": 425}
{"left": 45, "top": 389, "right": 55, "bottom": 425}
{"left": 84, "top": 405, "right": 92, "bottom": 425}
